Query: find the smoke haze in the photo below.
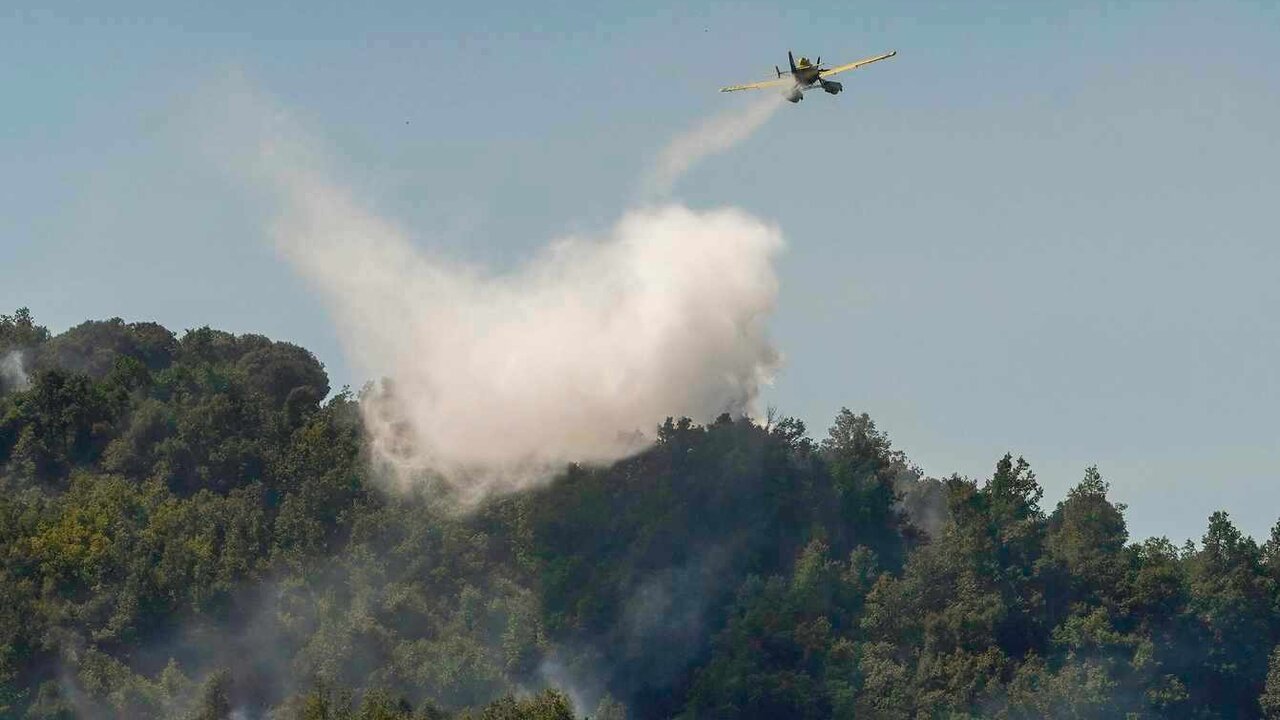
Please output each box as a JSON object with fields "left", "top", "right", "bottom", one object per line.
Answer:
{"left": 1, "top": 350, "right": 29, "bottom": 392}
{"left": 236, "top": 86, "right": 786, "bottom": 501}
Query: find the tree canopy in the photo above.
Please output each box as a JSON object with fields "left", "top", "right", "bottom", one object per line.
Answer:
{"left": 1, "top": 308, "right": 1278, "bottom": 719}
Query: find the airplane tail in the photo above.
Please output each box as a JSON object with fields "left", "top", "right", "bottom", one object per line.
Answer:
{"left": 788, "top": 50, "right": 797, "bottom": 74}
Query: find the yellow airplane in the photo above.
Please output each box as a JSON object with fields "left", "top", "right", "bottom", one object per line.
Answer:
{"left": 720, "top": 50, "right": 897, "bottom": 103}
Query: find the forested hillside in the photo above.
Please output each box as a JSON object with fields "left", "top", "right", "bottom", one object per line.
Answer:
{"left": 3, "top": 307, "right": 1280, "bottom": 719}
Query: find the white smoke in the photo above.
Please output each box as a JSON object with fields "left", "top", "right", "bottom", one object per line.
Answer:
{"left": 641, "top": 93, "right": 784, "bottom": 199}
{"left": 1, "top": 350, "right": 30, "bottom": 392}
{"left": 893, "top": 471, "right": 952, "bottom": 540}
{"left": 235, "top": 84, "right": 784, "bottom": 502}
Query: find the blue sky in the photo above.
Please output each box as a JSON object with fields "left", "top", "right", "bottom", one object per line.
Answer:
{"left": 2, "top": 1, "right": 1277, "bottom": 542}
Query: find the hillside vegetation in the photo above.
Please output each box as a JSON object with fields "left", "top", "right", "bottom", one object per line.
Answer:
{"left": 3, "top": 307, "right": 1280, "bottom": 719}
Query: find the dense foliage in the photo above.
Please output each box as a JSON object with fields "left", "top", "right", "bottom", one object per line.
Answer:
{"left": 3, "top": 308, "right": 1280, "bottom": 719}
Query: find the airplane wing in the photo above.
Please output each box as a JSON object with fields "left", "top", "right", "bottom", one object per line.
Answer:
{"left": 819, "top": 50, "right": 897, "bottom": 78}
{"left": 720, "top": 78, "right": 790, "bottom": 93}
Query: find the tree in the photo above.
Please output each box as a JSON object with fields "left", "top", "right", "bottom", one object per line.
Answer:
{"left": 0, "top": 307, "right": 49, "bottom": 352}
{"left": 1184, "top": 511, "right": 1276, "bottom": 710}
{"left": 468, "top": 690, "right": 576, "bottom": 720}
{"left": 186, "top": 670, "right": 232, "bottom": 720}
{"left": 1045, "top": 466, "right": 1129, "bottom": 608}
{"left": 1262, "top": 645, "right": 1280, "bottom": 718}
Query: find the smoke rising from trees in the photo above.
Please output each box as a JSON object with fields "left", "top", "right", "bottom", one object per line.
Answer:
{"left": 0, "top": 351, "right": 29, "bottom": 393}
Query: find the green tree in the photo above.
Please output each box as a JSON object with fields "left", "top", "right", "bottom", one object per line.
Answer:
{"left": 1184, "top": 511, "right": 1275, "bottom": 710}
{"left": 1046, "top": 467, "right": 1128, "bottom": 601}
{"left": 0, "top": 307, "right": 50, "bottom": 351}
{"left": 186, "top": 670, "right": 232, "bottom": 720}
{"left": 469, "top": 690, "right": 575, "bottom": 720}
{"left": 1261, "top": 645, "right": 1280, "bottom": 718}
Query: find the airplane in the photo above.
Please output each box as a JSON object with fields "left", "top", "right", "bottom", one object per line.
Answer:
{"left": 720, "top": 49, "right": 897, "bottom": 103}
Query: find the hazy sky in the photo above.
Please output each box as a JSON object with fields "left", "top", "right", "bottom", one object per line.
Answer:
{"left": 2, "top": 1, "right": 1277, "bottom": 543}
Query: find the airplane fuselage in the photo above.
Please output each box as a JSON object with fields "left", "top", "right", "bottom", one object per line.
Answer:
{"left": 792, "top": 67, "right": 822, "bottom": 86}
{"left": 784, "top": 69, "right": 841, "bottom": 102}
{"left": 781, "top": 54, "right": 841, "bottom": 102}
